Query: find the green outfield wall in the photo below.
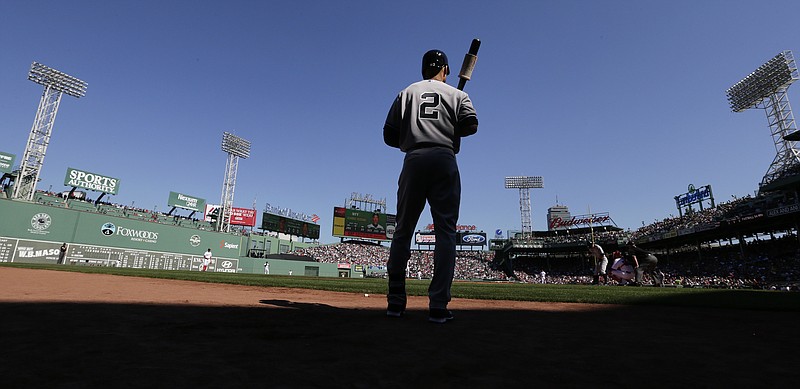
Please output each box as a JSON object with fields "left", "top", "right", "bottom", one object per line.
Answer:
{"left": 0, "top": 198, "right": 338, "bottom": 276}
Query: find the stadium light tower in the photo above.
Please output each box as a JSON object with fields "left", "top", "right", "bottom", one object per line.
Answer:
{"left": 727, "top": 51, "right": 800, "bottom": 193}
{"left": 504, "top": 176, "right": 543, "bottom": 238}
{"left": 12, "top": 62, "right": 87, "bottom": 201}
{"left": 218, "top": 132, "right": 251, "bottom": 233}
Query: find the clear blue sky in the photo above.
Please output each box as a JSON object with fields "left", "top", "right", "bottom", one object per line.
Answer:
{"left": 2, "top": 0, "right": 799, "bottom": 243}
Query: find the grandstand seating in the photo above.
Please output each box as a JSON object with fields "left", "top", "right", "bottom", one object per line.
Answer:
{"left": 65, "top": 199, "right": 97, "bottom": 212}
{"left": 14, "top": 191, "right": 254, "bottom": 242}
{"left": 97, "top": 204, "right": 125, "bottom": 217}
{"left": 196, "top": 221, "right": 214, "bottom": 230}
{"left": 34, "top": 192, "right": 65, "bottom": 207}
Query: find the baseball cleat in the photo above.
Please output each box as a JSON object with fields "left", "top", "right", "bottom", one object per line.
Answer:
{"left": 428, "top": 309, "right": 454, "bottom": 323}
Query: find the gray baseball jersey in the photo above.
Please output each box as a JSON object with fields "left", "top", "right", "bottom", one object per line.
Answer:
{"left": 383, "top": 79, "right": 478, "bottom": 154}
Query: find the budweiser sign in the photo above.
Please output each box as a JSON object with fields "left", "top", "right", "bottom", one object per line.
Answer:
{"left": 549, "top": 213, "right": 611, "bottom": 230}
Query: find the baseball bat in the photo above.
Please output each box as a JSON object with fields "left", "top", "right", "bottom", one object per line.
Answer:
{"left": 457, "top": 38, "right": 481, "bottom": 90}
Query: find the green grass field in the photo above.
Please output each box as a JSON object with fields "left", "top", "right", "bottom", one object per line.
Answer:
{"left": 3, "top": 263, "right": 799, "bottom": 312}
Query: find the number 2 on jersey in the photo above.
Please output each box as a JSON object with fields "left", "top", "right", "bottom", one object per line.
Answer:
{"left": 419, "top": 92, "right": 440, "bottom": 120}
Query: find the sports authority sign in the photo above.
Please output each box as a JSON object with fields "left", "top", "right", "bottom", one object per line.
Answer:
{"left": 0, "top": 151, "right": 15, "bottom": 174}
{"left": 168, "top": 191, "right": 206, "bottom": 212}
{"left": 63, "top": 167, "right": 120, "bottom": 195}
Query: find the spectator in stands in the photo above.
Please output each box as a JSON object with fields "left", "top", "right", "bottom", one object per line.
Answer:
{"left": 288, "top": 234, "right": 800, "bottom": 291}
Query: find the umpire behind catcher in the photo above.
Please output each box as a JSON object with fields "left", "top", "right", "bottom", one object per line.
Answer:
{"left": 625, "top": 241, "right": 665, "bottom": 287}
{"left": 383, "top": 49, "right": 479, "bottom": 323}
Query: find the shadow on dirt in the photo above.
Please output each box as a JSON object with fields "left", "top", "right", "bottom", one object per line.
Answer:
{"left": 1, "top": 300, "right": 798, "bottom": 388}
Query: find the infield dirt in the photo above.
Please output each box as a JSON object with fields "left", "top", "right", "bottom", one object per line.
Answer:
{"left": 1, "top": 267, "right": 797, "bottom": 388}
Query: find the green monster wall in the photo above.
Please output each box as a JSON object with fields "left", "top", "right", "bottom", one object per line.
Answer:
{"left": 0, "top": 198, "right": 339, "bottom": 276}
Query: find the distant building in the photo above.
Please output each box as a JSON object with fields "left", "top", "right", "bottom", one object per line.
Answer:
{"left": 547, "top": 204, "right": 570, "bottom": 231}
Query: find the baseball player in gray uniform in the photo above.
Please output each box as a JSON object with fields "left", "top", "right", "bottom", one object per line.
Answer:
{"left": 383, "top": 49, "right": 479, "bottom": 323}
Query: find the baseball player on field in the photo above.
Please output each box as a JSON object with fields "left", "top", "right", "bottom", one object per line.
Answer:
{"left": 383, "top": 49, "right": 479, "bottom": 323}
{"left": 201, "top": 248, "right": 212, "bottom": 272}
{"left": 589, "top": 242, "right": 609, "bottom": 285}
{"left": 609, "top": 250, "right": 634, "bottom": 285}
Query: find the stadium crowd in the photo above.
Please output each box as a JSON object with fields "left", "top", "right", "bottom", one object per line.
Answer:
{"left": 291, "top": 234, "right": 799, "bottom": 290}
{"left": 630, "top": 196, "right": 752, "bottom": 241}
{"left": 291, "top": 242, "right": 507, "bottom": 280}
{"left": 536, "top": 229, "right": 629, "bottom": 245}
{"left": 658, "top": 234, "right": 800, "bottom": 290}
{"left": 26, "top": 190, "right": 800, "bottom": 290}
{"left": 508, "top": 234, "right": 800, "bottom": 290}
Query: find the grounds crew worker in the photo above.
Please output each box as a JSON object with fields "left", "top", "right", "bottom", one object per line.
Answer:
{"left": 383, "top": 49, "right": 478, "bottom": 323}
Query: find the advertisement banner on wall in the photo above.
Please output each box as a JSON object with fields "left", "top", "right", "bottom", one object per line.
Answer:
{"left": 415, "top": 232, "right": 437, "bottom": 245}
{"left": 230, "top": 207, "right": 257, "bottom": 227}
{"left": 204, "top": 204, "right": 220, "bottom": 222}
{"left": 459, "top": 232, "right": 487, "bottom": 246}
{"left": 415, "top": 231, "right": 487, "bottom": 246}
{"left": 10, "top": 239, "right": 62, "bottom": 264}
{"left": 168, "top": 191, "right": 206, "bottom": 212}
{"left": 63, "top": 167, "right": 120, "bottom": 195}
{"left": 204, "top": 204, "right": 256, "bottom": 226}
{"left": 0, "top": 151, "right": 15, "bottom": 174}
